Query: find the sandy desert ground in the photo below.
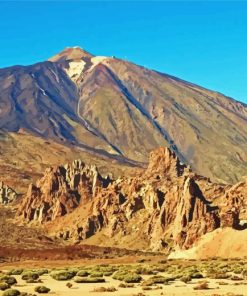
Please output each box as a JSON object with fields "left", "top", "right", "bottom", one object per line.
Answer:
{"left": 9, "top": 274, "right": 247, "bottom": 296}
{"left": 1, "top": 258, "right": 246, "bottom": 296}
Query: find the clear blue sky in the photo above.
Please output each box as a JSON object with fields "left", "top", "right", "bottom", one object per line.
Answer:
{"left": 0, "top": 1, "right": 247, "bottom": 103}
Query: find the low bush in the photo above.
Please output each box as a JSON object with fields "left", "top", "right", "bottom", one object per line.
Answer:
{"left": 189, "top": 272, "right": 203, "bottom": 279}
{"left": 142, "top": 275, "right": 169, "bottom": 286}
{"left": 92, "top": 287, "right": 117, "bottom": 292}
{"left": 26, "top": 278, "right": 42, "bottom": 283}
{"left": 142, "top": 286, "right": 162, "bottom": 291}
{"left": 103, "top": 271, "right": 114, "bottom": 276}
{"left": 150, "top": 275, "right": 169, "bottom": 284}
{"left": 0, "top": 276, "right": 17, "bottom": 286}
{"left": 76, "top": 270, "right": 89, "bottom": 277}
{"left": 74, "top": 276, "right": 105, "bottom": 283}
{"left": 112, "top": 270, "right": 142, "bottom": 283}
{"left": 7, "top": 270, "right": 23, "bottom": 276}
{"left": 231, "top": 275, "right": 243, "bottom": 281}
{"left": 89, "top": 272, "right": 103, "bottom": 278}
{"left": 123, "top": 273, "right": 142, "bottom": 283}
{"left": 142, "top": 286, "right": 152, "bottom": 290}
{"left": 180, "top": 275, "right": 192, "bottom": 283}
{"left": 2, "top": 289, "right": 21, "bottom": 296}
{"left": 118, "top": 283, "right": 134, "bottom": 288}
{"left": 151, "top": 265, "right": 166, "bottom": 272}
{"left": 50, "top": 270, "right": 76, "bottom": 281}
{"left": 21, "top": 272, "right": 39, "bottom": 281}
{"left": 208, "top": 273, "right": 230, "bottom": 279}
{"left": 134, "top": 267, "right": 154, "bottom": 275}
{"left": 217, "top": 281, "right": 229, "bottom": 285}
{"left": 34, "top": 286, "right": 50, "bottom": 293}
{"left": 0, "top": 282, "right": 10, "bottom": 291}
{"left": 34, "top": 269, "right": 49, "bottom": 276}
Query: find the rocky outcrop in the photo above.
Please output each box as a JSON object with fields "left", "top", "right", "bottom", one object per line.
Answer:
{"left": 17, "top": 160, "right": 111, "bottom": 223}
{"left": 76, "top": 149, "right": 221, "bottom": 249}
{"left": 219, "top": 179, "right": 247, "bottom": 229}
{"left": 0, "top": 181, "right": 17, "bottom": 204}
{"left": 18, "top": 147, "right": 246, "bottom": 250}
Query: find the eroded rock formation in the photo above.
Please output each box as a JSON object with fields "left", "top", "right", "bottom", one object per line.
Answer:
{"left": 0, "top": 181, "right": 17, "bottom": 204}
{"left": 18, "top": 147, "right": 246, "bottom": 250}
{"left": 18, "top": 160, "right": 111, "bottom": 222}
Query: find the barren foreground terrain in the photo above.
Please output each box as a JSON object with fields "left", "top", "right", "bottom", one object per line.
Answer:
{"left": 0, "top": 258, "right": 246, "bottom": 296}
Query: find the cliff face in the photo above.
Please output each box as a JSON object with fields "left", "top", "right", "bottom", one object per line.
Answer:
{"left": 18, "top": 147, "right": 246, "bottom": 251}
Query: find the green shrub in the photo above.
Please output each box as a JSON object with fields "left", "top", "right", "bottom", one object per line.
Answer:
{"left": 231, "top": 275, "right": 243, "bottom": 281}
{"left": 112, "top": 270, "right": 128, "bottom": 281}
{"left": 34, "top": 269, "right": 49, "bottom": 276}
{"left": 50, "top": 270, "right": 76, "bottom": 281}
{"left": 208, "top": 273, "right": 230, "bottom": 279}
{"left": 0, "top": 276, "right": 17, "bottom": 286}
{"left": 142, "top": 275, "right": 169, "bottom": 286}
{"left": 151, "top": 265, "right": 166, "bottom": 272}
{"left": 150, "top": 275, "right": 169, "bottom": 284}
{"left": 243, "top": 268, "right": 247, "bottom": 276}
{"left": 93, "top": 286, "right": 117, "bottom": 292}
{"left": 26, "top": 278, "right": 42, "bottom": 283}
{"left": 123, "top": 273, "right": 142, "bottom": 283}
{"left": 0, "top": 282, "right": 10, "bottom": 291}
{"left": 103, "top": 271, "right": 114, "bottom": 276}
{"left": 233, "top": 267, "right": 243, "bottom": 274}
{"left": 134, "top": 267, "right": 154, "bottom": 275}
{"left": 76, "top": 270, "right": 89, "bottom": 277}
{"left": 189, "top": 272, "right": 203, "bottom": 279}
{"left": 21, "top": 272, "right": 39, "bottom": 281}
{"left": 7, "top": 270, "right": 23, "bottom": 276}
{"left": 74, "top": 276, "right": 105, "bottom": 283}
{"left": 118, "top": 283, "right": 134, "bottom": 288}
{"left": 89, "top": 272, "right": 103, "bottom": 278}
{"left": 34, "top": 286, "right": 50, "bottom": 293}
{"left": 113, "top": 270, "right": 142, "bottom": 283}
{"left": 2, "top": 289, "right": 21, "bottom": 296}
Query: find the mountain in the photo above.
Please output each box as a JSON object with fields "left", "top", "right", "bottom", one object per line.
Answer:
{"left": 1, "top": 46, "right": 247, "bottom": 187}
{"left": 0, "top": 130, "right": 139, "bottom": 193}
{"left": 17, "top": 147, "right": 247, "bottom": 252}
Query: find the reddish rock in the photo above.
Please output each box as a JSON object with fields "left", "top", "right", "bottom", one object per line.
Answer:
{"left": 18, "top": 147, "right": 246, "bottom": 250}
{"left": 18, "top": 160, "right": 111, "bottom": 223}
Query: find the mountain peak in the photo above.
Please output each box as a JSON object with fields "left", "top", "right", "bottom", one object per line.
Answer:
{"left": 48, "top": 46, "right": 94, "bottom": 62}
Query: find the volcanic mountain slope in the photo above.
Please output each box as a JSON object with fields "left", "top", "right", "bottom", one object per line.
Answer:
{"left": 17, "top": 147, "right": 247, "bottom": 252}
{"left": 0, "top": 130, "right": 140, "bottom": 193}
{"left": 1, "top": 46, "right": 247, "bottom": 184}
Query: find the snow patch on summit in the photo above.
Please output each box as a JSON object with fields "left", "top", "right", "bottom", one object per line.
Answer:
{"left": 65, "top": 56, "right": 108, "bottom": 82}
{"left": 91, "top": 56, "right": 108, "bottom": 66}
{"left": 65, "top": 60, "right": 86, "bottom": 81}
